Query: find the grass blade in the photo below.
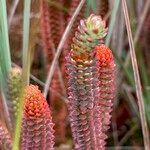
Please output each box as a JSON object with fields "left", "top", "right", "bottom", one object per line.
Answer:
{"left": 8, "top": 0, "right": 20, "bottom": 28}
{"left": 125, "top": 0, "right": 150, "bottom": 66}
{"left": 122, "top": 0, "right": 150, "bottom": 149}
{"left": 12, "top": 0, "right": 31, "bottom": 149}
{"left": 0, "top": 0, "right": 11, "bottom": 77}
{"left": 105, "top": 0, "right": 120, "bottom": 46}
{"left": 22, "top": 0, "right": 31, "bottom": 85}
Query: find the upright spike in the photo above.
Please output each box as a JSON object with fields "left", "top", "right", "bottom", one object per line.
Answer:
{"left": 96, "top": 44, "right": 116, "bottom": 147}
{"left": 6, "top": 67, "right": 22, "bottom": 130}
{"left": 21, "top": 85, "right": 55, "bottom": 150}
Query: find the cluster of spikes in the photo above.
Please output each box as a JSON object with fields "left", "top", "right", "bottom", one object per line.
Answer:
{"left": 40, "top": 0, "right": 109, "bottom": 144}
{"left": 65, "top": 14, "right": 116, "bottom": 149}
{"left": 0, "top": 14, "right": 116, "bottom": 150}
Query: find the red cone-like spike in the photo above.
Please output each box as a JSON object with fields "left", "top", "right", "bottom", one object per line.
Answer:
{"left": 21, "top": 85, "right": 55, "bottom": 150}
{"left": 96, "top": 44, "right": 116, "bottom": 148}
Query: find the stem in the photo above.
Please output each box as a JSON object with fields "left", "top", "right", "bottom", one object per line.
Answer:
{"left": 125, "top": 0, "right": 150, "bottom": 66}
{"left": 8, "top": 0, "right": 20, "bottom": 28}
{"left": 12, "top": 0, "right": 31, "bottom": 149}
{"left": 22, "top": 0, "right": 31, "bottom": 85}
{"left": 105, "top": 0, "right": 120, "bottom": 46}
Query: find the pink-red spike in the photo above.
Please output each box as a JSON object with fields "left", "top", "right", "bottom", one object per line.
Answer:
{"left": 96, "top": 44, "right": 116, "bottom": 148}
{"left": 21, "top": 85, "right": 55, "bottom": 150}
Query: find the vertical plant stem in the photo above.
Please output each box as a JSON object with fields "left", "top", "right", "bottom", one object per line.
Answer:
{"left": 125, "top": 0, "right": 150, "bottom": 66}
{"left": 8, "top": 0, "right": 20, "bottom": 28}
{"left": 43, "top": 0, "right": 86, "bottom": 98}
{"left": 122, "top": 0, "right": 150, "bottom": 149}
{"left": 12, "top": 0, "right": 31, "bottom": 149}
{"left": 0, "top": 0, "right": 11, "bottom": 75}
{"left": 51, "top": 46, "right": 66, "bottom": 96}
{"left": 22, "top": 0, "right": 31, "bottom": 85}
{"left": 105, "top": 0, "right": 120, "bottom": 46}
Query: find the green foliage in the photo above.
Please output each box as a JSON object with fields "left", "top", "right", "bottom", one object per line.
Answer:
{"left": 105, "top": 0, "right": 120, "bottom": 46}
{"left": 0, "top": 0, "right": 11, "bottom": 86}
{"left": 13, "top": 0, "right": 31, "bottom": 149}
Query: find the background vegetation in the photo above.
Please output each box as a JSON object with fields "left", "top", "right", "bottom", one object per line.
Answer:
{"left": 0, "top": 0, "right": 150, "bottom": 149}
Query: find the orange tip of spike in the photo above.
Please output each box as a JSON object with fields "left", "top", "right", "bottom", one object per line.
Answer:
{"left": 96, "top": 44, "right": 114, "bottom": 67}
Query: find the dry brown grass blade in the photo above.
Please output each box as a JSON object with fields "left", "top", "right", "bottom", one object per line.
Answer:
{"left": 125, "top": 0, "right": 150, "bottom": 66}
{"left": 8, "top": 0, "right": 19, "bottom": 28}
{"left": 122, "top": 0, "right": 150, "bottom": 149}
{"left": 43, "top": 0, "right": 86, "bottom": 98}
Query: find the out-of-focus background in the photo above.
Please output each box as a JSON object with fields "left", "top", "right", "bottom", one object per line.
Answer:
{"left": 3, "top": 0, "right": 150, "bottom": 149}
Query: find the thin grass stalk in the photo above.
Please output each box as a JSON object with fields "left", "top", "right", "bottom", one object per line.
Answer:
{"left": 125, "top": 0, "right": 150, "bottom": 66}
{"left": 22, "top": 0, "right": 31, "bottom": 85}
{"left": 51, "top": 47, "right": 67, "bottom": 97}
{"left": 0, "top": 0, "right": 11, "bottom": 77}
{"left": 105, "top": 0, "right": 120, "bottom": 46}
{"left": 122, "top": 0, "right": 150, "bottom": 149}
{"left": 43, "top": 0, "right": 86, "bottom": 98}
{"left": 13, "top": 0, "right": 31, "bottom": 149}
{"left": 8, "top": 0, "right": 19, "bottom": 28}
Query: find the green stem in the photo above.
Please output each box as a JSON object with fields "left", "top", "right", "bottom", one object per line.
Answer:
{"left": 12, "top": 0, "right": 31, "bottom": 149}
{"left": 0, "top": 0, "right": 11, "bottom": 78}
{"left": 105, "top": 0, "right": 120, "bottom": 46}
{"left": 22, "top": 0, "right": 31, "bottom": 85}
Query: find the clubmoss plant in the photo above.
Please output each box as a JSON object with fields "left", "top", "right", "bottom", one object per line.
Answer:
{"left": 96, "top": 44, "right": 116, "bottom": 147}
{"left": 21, "top": 85, "right": 55, "bottom": 150}
{"left": 65, "top": 14, "right": 108, "bottom": 149}
{"left": 6, "top": 67, "right": 22, "bottom": 130}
